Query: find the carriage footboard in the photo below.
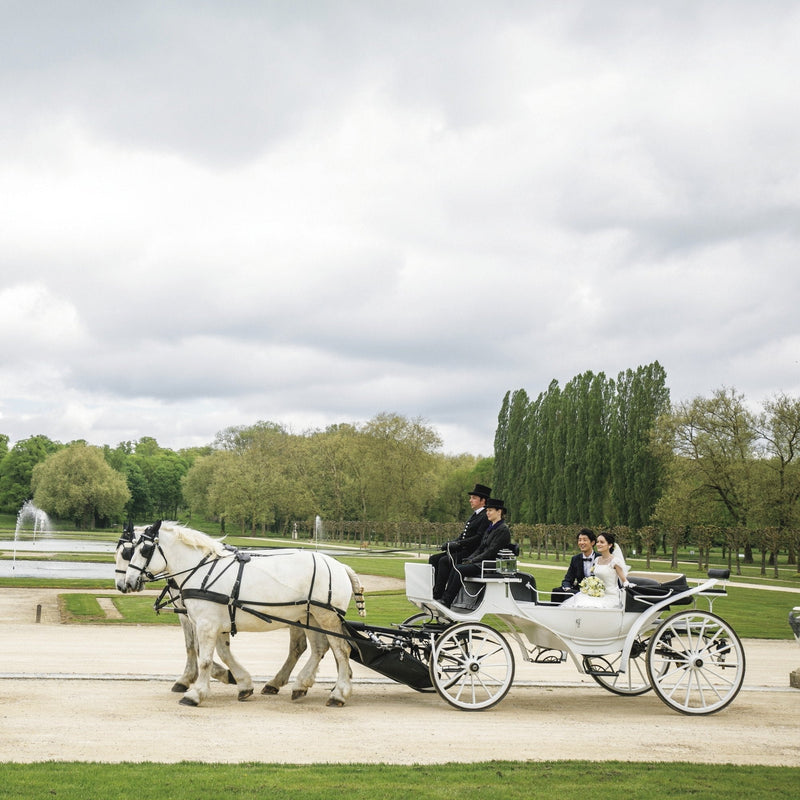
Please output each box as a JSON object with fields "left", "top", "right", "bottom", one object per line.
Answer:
{"left": 343, "top": 621, "right": 433, "bottom": 691}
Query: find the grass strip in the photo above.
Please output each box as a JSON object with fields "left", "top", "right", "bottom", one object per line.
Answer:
{"left": 0, "top": 761, "right": 797, "bottom": 800}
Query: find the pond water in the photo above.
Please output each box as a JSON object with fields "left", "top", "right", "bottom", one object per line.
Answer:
{"left": 0, "top": 559, "right": 115, "bottom": 579}
{"left": 0, "top": 537, "right": 116, "bottom": 579}
{"left": 0, "top": 539, "right": 116, "bottom": 553}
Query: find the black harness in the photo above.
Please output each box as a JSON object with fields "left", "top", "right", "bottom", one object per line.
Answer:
{"left": 131, "top": 522, "right": 348, "bottom": 638}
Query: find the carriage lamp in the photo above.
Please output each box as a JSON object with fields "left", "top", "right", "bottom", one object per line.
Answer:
{"left": 496, "top": 548, "right": 517, "bottom": 576}
{"left": 790, "top": 607, "right": 800, "bottom": 689}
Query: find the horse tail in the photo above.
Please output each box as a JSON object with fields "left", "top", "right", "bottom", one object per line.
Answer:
{"left": 345, "top": 565, "right": 367, "bottom": 617}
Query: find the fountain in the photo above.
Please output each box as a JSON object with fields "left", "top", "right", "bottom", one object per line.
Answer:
{"left": 314, "top": 515, "right": 324, "bottom": 547}
{"left": 11, "top": 500, "right": 52, "bottom": 572}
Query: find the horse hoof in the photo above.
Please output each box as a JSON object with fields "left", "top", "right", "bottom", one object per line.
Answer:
{"left": 325, "top": 697, "right": 345, "bottom": 708}
{"left": 238, "top": 689, "right": 254, "bottom": 701}
{"left": 179, "top": 696, "right": 199, "bottom": 707}
{"left": 171, "top": 682, "right": 189, "bottom": 693}
{"left": 261, "top": 685, "right": 279, "bottom": 695}
{"left": 291, "top": 689, "right": 308, "bottom": 701}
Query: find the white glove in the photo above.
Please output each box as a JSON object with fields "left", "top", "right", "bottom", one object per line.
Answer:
{"left": 622, "top": 580, "right": 636, "bottom": 588}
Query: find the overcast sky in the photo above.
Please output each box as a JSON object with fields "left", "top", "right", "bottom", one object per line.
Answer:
{"left": 2, "top": 1, "right": 799, "bottom": 457}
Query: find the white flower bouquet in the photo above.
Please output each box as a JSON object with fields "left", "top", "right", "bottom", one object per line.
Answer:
{"left": 579, "top": 576, "right": 605, "bottom": 598}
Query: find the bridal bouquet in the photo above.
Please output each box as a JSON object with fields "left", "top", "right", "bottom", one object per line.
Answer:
{"left": 579, "top": 576, "right": 605, "bottom": 598}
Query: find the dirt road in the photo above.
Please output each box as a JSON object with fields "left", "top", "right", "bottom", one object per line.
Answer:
{"left": 1, "top": 587, "right": 799, "bottom": 765}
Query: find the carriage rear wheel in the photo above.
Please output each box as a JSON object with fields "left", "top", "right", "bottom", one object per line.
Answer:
{"left": 429, "top": 622, "right": 515, "bottom": 711}
{"left": 646, "top": 610, "right": 745, "bottom": 715}
{"left": 588, "top": 621, "right": 657, "bottom": 696}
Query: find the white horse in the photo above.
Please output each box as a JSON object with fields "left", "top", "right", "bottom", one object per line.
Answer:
{"left": 122, "top": 521, "right": 365, "bottom": 707}
{"left": 115, "top": 525, "right": 331, "bottom": 699}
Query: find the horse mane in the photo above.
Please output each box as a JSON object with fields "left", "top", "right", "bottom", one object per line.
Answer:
{"left": 160, "top": 523, "right": 229, "bottom": 558}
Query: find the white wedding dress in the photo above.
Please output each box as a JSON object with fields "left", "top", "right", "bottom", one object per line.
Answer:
{"left": 561, "top": 553, "right": 627, "bottom": 609}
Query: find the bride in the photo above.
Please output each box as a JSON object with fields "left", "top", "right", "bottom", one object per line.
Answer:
{"left": 561, "top": 531, "right": 633, "bottom": 609}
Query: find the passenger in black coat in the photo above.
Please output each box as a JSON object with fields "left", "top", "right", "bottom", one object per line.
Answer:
{"left": 439, "top": 498, "right": 512, "bottom": 608}
{"left": 429, "top": 484, "right": 491, "bottom": 600}
{"left": 551, "top": 528, "right": 597, "bottom": 603}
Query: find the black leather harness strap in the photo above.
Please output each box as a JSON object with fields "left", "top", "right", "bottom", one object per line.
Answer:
{"left": 178, "top": 550, "right": 348, "bottom": 637}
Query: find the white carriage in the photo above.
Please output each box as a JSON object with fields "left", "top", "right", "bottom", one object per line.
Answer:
{"left": 384, "top": 560, "right": 745, "bottom": 715}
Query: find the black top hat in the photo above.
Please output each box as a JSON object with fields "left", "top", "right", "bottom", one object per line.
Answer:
{"left": 467, "top": 483, "right": 491, "bottom": 499}
{"left": 485, "top": 497, "right": 506, "bottom": 511}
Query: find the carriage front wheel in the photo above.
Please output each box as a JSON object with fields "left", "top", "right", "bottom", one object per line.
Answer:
{"left": 429, "top": 622, "right": 514, "bottom": 711}
{"left": 646, "top": 610, "right": 745, "bottom": 715}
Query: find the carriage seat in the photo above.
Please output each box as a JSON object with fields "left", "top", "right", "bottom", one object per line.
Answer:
{"left": 624, "top": 573, "right": 691, "bottom": 612}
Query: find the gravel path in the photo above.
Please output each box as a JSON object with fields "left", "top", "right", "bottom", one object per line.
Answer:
{"left": 1, "top": 587, "right": 799, "bottom": 765}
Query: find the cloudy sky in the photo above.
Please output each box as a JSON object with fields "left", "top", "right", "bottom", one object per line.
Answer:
{"left": 2, "top": 1, "right": 799, "bottom": 457}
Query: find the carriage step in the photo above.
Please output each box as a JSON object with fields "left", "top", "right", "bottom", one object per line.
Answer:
{"left": 582, "top": 657, "right": 618, "bottom": 677}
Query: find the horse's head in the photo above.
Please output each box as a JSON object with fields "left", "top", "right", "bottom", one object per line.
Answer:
{"left": 114, "top": 521, "right": 139, "bottom": 593}
{"left": 123, "top": 519, "right": 166, "bottom": 592}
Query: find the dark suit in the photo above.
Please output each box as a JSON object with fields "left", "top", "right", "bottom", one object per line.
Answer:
{"left": 551, "top": 552, "right": 596, "bottom": 603}
{"left": 440, "top": 521, "right": 512, "bottom": 606}
{"left": 429, "top": 508, "right": 490, "bottom": 598}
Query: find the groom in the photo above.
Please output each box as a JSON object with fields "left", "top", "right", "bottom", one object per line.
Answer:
{"left": 552, "top": 528, "right": 597, "bottom": 603}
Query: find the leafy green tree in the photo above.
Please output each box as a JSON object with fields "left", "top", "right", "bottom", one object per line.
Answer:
{"left": 0, "top": 434, "right": 62, "bottom": 512}
{"left": 492, "top": 392, "right": 511, "bottom": 500}
{"left": 301, "top": 425, "right": 367, "bottom": 521}
{"left": 122, "top": 460, "right": 152, "bottom": 520}
{"left": 358, "top": 413, "right": 442, "bottom": 521}
{"left": 659, "top": 387, "right": 757, "bottom": 560}
{"left": 31, "top": 442, "right": 130, "bottom": 528}
{"left": 609, "top": 363, "right": 670, "bottom": 528}
{"left": 754, "top": 394, "right": 800, "bottom": 538}
{"left": 199, "top": 422, "right": 313, "bottom": 533}
{"left": 425, "top": 454, "right": 493, "bottom": 523}
{"left": 181, "top": 453, "right": 222, "bottom": 520}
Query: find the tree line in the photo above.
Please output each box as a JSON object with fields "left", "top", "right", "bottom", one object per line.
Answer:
{"left": 3, "top": 370, "right": 800, "bottom": 574}
{"left": 493, "top": 362, "right": 670, "bottom": 528}
{"left": 493, "top": 366, "right": 800, "bottom": 571}
{"left": 0, "top": 414, "right": 490, "bottom": 531}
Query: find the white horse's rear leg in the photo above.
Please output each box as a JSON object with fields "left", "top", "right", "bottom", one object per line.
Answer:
{"left": 261, "top": 626, "right": 309, "bottom": 695}
{"left": 325, "top": 632, "right": 353, "bottom": 707}
{"left": 290, "top": 629, "right": 331, "bottom": 700}
{"left": 304, "top": 611, "right": 352, "bottom": 707}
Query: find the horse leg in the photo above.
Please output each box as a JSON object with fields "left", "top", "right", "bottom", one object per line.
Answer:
{"left": 210, "top": 633, "right": 238, "bottom": 686}
{"left": 172, "top": 617, "right": 235, "bottom": 692}
{"left": 311, "top": 611, "right": 353, "bottom": 707}
{"left": 213, "top": 631, "right": 254, "bottom": 701}
{"left": 325, "top": 633, "right": 353, "bottom": 707}
{"left": 290, "top": 629, "right": 330, "bottom": 700}
{"left": 179, "top": 621, "right": 220, "bottom": 707}
{"left": 262, "top": 626, "right": 308, "bottom": 695}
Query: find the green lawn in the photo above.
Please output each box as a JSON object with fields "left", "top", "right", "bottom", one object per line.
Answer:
{"left": 0, "top": 761, "right": 797, "bottom": 800}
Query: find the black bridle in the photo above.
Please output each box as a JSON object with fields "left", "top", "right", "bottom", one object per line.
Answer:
{"left": 125, "top": 520, "right": 168, "bottom": 588}
{"left": 114, "top": 521, "right": 137, "bottom": 580}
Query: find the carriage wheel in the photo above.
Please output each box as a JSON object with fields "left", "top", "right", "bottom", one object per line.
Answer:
{"left": 429, "top": 623, "right": 514, "bottom": 711}
{"left": 588, "top": 621, "right": 657, "bottom": 696}
{"left": 646, "top": 610, "right": 745, "bottom": 715}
